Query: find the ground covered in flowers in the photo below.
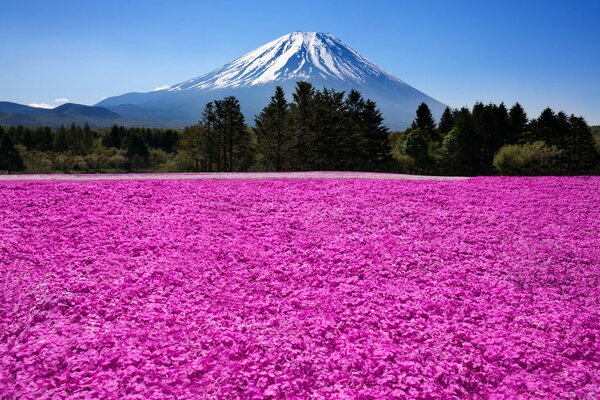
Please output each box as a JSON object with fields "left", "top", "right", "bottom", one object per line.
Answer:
{"left": 1, "top": 176, "right": 599, "bottom": 399}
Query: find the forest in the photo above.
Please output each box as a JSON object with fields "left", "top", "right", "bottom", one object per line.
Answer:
{"left": 1, "top": 81, "right": 599, "bottom": 175}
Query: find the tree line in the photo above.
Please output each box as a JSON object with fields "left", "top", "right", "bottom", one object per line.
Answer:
{"left": 392, "top": 102, "right": 599, "bottom": 175}
{"left": 1, "top": 81, "right": 599, "bottom": 175}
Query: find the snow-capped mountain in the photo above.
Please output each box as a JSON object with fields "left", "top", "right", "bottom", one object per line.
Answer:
{"left": 167, "top": 32, "right": 403, "bottom": 90}
{"left": 97, "top": 32, "right": 446, "bottom": 129}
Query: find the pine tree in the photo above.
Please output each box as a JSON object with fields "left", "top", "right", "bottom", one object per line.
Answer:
{"left": 289, "top": 81, "right": 316, "bottom": 170}
{"left": 438, "top": 107, "right": 455, "bottom": 135}
{"left": 529, "top": 108, "right": 557, "bottom": 144}
{"left": 313, "top": 88, "right": 348, "bottom": 170}
{"left": 255, "top": 86, "right": 292, "bottom": 171}
{"left": 22, "top": 129, "right": 35, "bottom": 150}
{"left": 81, "top": 122, "right": 94, "bottom": 155}
{"left": 68, "top": 123, "right": 83, "bottom": 154}
{"left": 200, "top": 102, "right": 218, "bottom": 171}
{"left": 102, "top": 125, "right": 122, "bottom": 148}
{"left": 126, "top": 133, "right": 149, "bottom": 161}
{"left": 404, "top": 128, "right": 430, "bottom": 171}
{"left": 361, "top": 99, "right": 392, "bottom": 171}
{"left": 34, "top": 126, "right": 53, "bottom": 151}
{"left": 213, "top": 96, "right": 253, "bottom": 171}
{"left": 563, "top": 115, "right": 599, "bottom": 172}
{"left": 53, "top": 125, "right": 68, "bottom": 152}
{"left": 451, "top": 107, "right": 478, "bottom": 175}
{"left": 180, "top": 125, "right": 207, "bottom": 171}
{"left": 0, "top": 134, "right": 25, "bottom": 172}
{"left": 343, "top": 90, "right": 369, "bottom": 169}
{"left": 508, "top": 103, "right": 528, "bottom": 144}
{"left": 412, "top": 103, "right": 436, "bottom": 137}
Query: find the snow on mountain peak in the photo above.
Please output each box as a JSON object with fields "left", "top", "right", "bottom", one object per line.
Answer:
{"left": 167, "top": 32, "right": 404, "bottom": 91}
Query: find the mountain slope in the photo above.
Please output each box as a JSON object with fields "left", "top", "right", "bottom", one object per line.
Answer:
{"left": 98, "top": 32, "right": 446, "bottom": 129}
{"left": 0, "top": 102, "right": 125, "bottom": 127}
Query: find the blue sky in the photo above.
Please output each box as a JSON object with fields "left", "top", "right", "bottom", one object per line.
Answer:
{"left": 1, "top": 0, "right": 599, "bottom": 123}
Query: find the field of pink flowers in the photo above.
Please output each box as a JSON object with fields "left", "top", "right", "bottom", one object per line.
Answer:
{"left": 1, "top": 176, "right": 599, "bottom": 399}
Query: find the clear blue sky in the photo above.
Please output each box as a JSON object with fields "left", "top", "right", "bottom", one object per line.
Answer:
{"left": 1, "top": 0, "right": 599, "bottom": 123}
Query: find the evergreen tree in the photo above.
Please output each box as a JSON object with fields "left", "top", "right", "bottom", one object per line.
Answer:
{"left": 102, "top": 125, "right": 122, "bottom": 149}
{"left": 403, "top": 128, "right": 430, "bottom": 171}
{"left": 313, "top": 88, "right": 348, "bottom": 170}
{"left": 67, "top": 123, "right": 83, "bottom": 154}
{"left": 213, "top": 96, "right": 253, "bottom": 171}
{"left": 22, "top": 129, "right": 35, "bottom": 150}
{"left": 0, "top": 134, "right": 25, "bottom": 172}
{"left": 200, "top": 102, "right": 218, "bottom": 170}
{"left": 412, "top": 102, "right": 436, "bottom": 137}
{"left": 361, "top": 99, "right": 392, "bottom": 171}
{"left": 81, "top": 122, "right": 95, "bottom": 155}
{"left": 289, "top": 81, "right": 316, "bottom": 170}
{"left": 563, "top": 115, "right": 599, "bottom": 172}
{"left": 53, "top": 125, "right": 68, "bottom": 152}
{"left": 343, "top": 90, "right": 369, "bottom": 170}
{"left": 180, "top": 125, "right": 207, "bottom": 171}
{"left": 508, "top": 102, "right": 528, "bottom": 144}
{"left": 126, "top": 133, "right": 149, "bottom": 161}
{"left": 255, "top": 86, "right": 292, "bottom": 171}
{"left": 34, "top": 126, "right": 53, "bottom": 151}
{"left": 450, "top": 107, "right": 478, "bottom": 175}
{"left": 529, "top": 108, "right": 558, "bottom": 144}
{"left": 438, "top": 107, "right": 455, "bottom": 135}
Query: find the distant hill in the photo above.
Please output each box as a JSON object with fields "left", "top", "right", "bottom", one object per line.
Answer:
{"left": 592, "top": 125, "right": 599, "bottom": 136}
{"left": 0, "top": 101, "right": 188, "bottom": 128}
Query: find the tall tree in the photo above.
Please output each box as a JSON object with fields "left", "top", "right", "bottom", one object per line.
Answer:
{"left": 180, "top": 125, "right": 208, "bottom": 171}
{"left": 563, "top": 115, "right": 599, "bottom": 172}
{"left": 529, "top": 108, "right": 558, "bottom": 144}
{"left": 255, "top": 86, "right": 292, "bottom": 171}
{"left": 313, "top": 88, "right": 348, "bottom": 170}
{"left": 508, "top": 102, "right": 528, "bottom": 144}
{"left": 126, "top": 133, "right": 149, "bottom": 161}
{"left": 361, "top": 99, "right": 392, "bottom": 171}
{"left": 53, "top": 125, "right": 68, "bottom": 152}
{"left": 438, "top": 107, "right": 455, "bottom": 135}
{"left": 0, "top": 134, "right": 25, "bottom": 172}
{"left": 102, "top": 125, "right": 123, "bottom": 149}
{"left": 213, "top": 96, "right": 253, "bottom": 171}
{"left": 412, "top": 102, "right": 436, "bottom": 137}
{"left": 81, "top": 122, "right": 95, "bottom": 155}
{"left": 34, "top": 126, "right": 53, "bottom": 151}
{"left": 289, "top": 81, "right": 316, "bottom": 170}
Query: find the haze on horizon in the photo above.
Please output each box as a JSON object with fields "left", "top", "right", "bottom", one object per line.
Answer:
{"left": 1, "top": 0, "right": 599, "bottom": 124}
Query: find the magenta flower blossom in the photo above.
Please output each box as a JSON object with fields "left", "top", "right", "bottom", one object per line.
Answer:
{"left": 0, "top": 176, "right": 599, "bottom": 399}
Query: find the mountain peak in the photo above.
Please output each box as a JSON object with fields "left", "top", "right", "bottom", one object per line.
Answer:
{"left": 167, "top": 32, "right": 403, "bottom": 91}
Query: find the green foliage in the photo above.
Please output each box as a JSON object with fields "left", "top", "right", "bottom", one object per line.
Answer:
{"left": 2, "top": 91, "right": 599, "bottom": 176}
{"left": 126, "top": 134, "right": 149, "bottom": 161}
{"left": 179, "top": 125, "right": 208, "bottom": 171}
{"left": 438, "top": 107, "right": 455, "bottom": 135}
{"left": 0, "top": 134, "right": 25, "bottom": 172}
{"left": 508, "top": 102, "right": 528, "bottom": 144}
{"left": 493, "top": 141, "right": 563, "bottom": 175}
{"left": 412, "top": 102, "right": 436, "bottom": 134}
{"left": 255, "top": 86, "right": 292, "bottom": 171}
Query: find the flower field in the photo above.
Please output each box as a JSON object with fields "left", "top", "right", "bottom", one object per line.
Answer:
{"left": 1, "top": 176, "right": 599, "bottom": 399}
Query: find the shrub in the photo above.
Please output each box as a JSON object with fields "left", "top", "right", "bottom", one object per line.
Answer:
{"left": 493, "top": 141, "right": 563, "bottom": 175}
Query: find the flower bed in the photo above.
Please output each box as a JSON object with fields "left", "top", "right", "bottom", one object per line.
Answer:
{"left": 1, "top": 176, "right": 599, "bottom": 398}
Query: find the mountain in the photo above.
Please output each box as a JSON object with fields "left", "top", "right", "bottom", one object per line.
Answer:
{"left": 98, "top": 32, "right": 446, "bottom": 129}
{"left": 0, "top": 102, "right": 124, "bottom": 127}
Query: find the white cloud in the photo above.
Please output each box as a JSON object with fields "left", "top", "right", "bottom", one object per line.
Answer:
{"left": 28, "top": 103, "right": 54, "bottom": 109}
{"left": 54, "top": 98, "right": 69, "bottom": 103}
{"left": 154, "top": 85, "right": 170, "bottom": 91}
